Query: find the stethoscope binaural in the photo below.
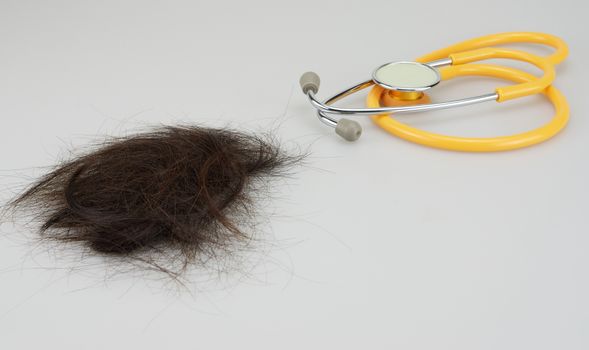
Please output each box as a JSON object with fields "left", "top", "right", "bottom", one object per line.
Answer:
{"left": 300, "top": 32, "right": 569, "bottom": 152}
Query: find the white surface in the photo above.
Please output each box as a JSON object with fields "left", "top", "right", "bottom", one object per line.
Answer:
{"left": 0, "top": 1, "right": 588, "bottom": 349}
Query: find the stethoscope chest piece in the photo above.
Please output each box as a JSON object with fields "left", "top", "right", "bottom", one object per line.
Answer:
{"left": 372, "top": 61, "right": 440, "bottom": 93}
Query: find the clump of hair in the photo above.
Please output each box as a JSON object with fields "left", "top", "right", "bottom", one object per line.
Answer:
{"left": 8, "top": 125, "right": 301, "bottom": 276}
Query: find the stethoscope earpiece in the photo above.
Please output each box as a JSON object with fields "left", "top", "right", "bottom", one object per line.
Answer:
{"left": 300, "top": 71, "right": 362, "bottom": 141}
{"left": 299, "top": 71, "right": 320, "bottom": 95}
{"left": 335, "top": 119, "right": 362, "bottom": 142}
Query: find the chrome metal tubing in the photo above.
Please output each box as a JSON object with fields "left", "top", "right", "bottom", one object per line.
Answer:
{"left": 308, "top": 88, "right": 498, "bottom": 116}
{"left": 316, "top": 109, "right": 338, "bottom": 127}
{"left": 308, "top": 79, "right": 375, "bottom": 127}
{"left": 427, "top": 58, "right": 453, "bottom": 68}
{"left": 306, "top": 58, "right": 497, "bottom": 129}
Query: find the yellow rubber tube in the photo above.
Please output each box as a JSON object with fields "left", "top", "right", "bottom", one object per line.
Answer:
{"left": 448, "top": 48, "right": 555, "bottom": 101}
{"left": 416, "top": 32, "right": 568, "bottom": 66}
{"left": 368, "top": 65, "right": 569, "bottom": 152}
{"left": 368, "top": 32, "right": 569, "bottom": 152}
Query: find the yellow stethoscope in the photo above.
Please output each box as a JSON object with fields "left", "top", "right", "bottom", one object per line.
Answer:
{"left": 300, "top": 32, "right": 569, "bottom": 152}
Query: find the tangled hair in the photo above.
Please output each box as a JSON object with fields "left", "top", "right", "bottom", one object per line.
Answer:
{"left": 9, "top": 125, "right": 301, "bottom": 276}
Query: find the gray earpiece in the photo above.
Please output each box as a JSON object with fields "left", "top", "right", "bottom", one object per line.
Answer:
{"left": 335, "top": 119, "right": 362, "bottom": 142}
{"left": 300, "top": 72, "right": 361, "bottom": 141}
{"left": 299, "top": 72, "right": 320, "bottom": 94}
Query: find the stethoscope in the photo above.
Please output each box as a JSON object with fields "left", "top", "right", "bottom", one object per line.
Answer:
{"left": 300, "top": 32, "right": 569, "bottom": 152}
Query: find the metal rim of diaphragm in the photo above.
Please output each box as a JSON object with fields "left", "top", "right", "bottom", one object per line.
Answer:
{"left": 372, "top": 61, "right": 441, "bottom": 92}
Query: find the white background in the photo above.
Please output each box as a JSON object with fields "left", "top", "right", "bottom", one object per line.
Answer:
{"left": 0, "top": 0, "right": 588, "bottom": 349}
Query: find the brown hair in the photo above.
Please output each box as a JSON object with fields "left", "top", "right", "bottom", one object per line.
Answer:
{"left": 9, "top": 125, "right": 301, "bottom": 275}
